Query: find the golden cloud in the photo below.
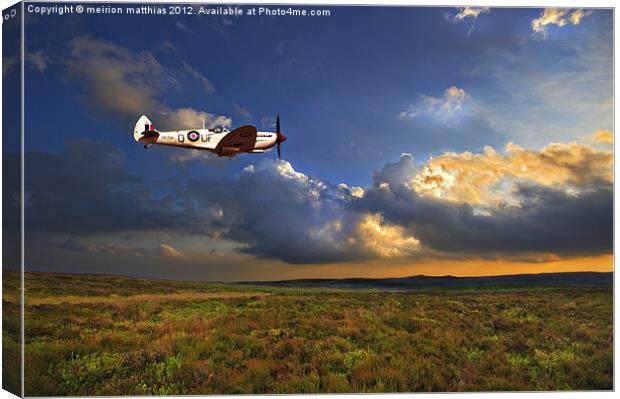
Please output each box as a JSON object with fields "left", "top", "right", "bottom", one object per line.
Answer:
{"left": 354, "top": 213, "right": 421, "bottom": 258}
{"left": 531, "top": 8, "right": 592, "bottom": 37}
{"left": 588, "top": 129, "right": 613, "bottom": 144}
{"left": 452, "top": 7, "right": 490, "bottom": 22}
{"left": 413, "top": 141, "right": 612, "bottom": 207}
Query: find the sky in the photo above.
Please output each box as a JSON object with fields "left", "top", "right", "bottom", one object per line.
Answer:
{"left": 2, "top": 4, "right": 613, "bottom": 280}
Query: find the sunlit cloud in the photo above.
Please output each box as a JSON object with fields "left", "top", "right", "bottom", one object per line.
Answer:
{"left": 354, "top": 213, "right": 421, "bottom": 258}
{"left": 531, "top": 8, "right": 592, "bottom": 38}
{"left": 452, "top": 7, "right": 490, "bottom": 22}
{"left": 413, "top": 141, "right": 612, "bottom": 207}
{"left": 450, "top": 7, "right": 490, "bottom": 35}
{"left": 337, "top": 183, "right": 365, "bottom": 199}
{"left": 17, "top": 133, "right": 612, "bottom": 267}
{"left": 587, "top": 129, "right": 613, "bottom": 145}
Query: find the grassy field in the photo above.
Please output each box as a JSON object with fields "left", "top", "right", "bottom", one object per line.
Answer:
{"left": 2, "top": 271, "right": 613, "bottom": 395}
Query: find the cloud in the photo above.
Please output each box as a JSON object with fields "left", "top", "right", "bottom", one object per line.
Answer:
{"left": 4, "top": 50, "right": 50, "bottom": 76}
{"left": 399, "top": 86, "right": 467, "bottom": 120}
{"left": 19, "top": 134, "right": 612, "bottom": 266}
{"left": 63, "top": 240, "right": 143, "bottom": 257}
{"left": 450, "top": 7, "right": 490, "bottom": 35}
{"left": 466, "top": 20, "right": 612, "bottom": 150}
{"left": 2, "top": 55, "right": 18, "bottom": 76}
{"left": 67, "top": 37, "right": 174, "bottom": 117}
{"left": 176, "top": 21, "right": 192, "bottom": 33}
{"left": 357, "top": 145, "right": 612, "bottom": 259}
{"left": 17, "top": 138, "right": 208, "bottom": 237}
{"left": 181, "top": 61, "right": 215, "bottom": 93}
{"left": 26, "top": 50, "right": 48, "bottom": 72}
{"left": 569, "top": 9, "right": 591, "bottom": 25}
{"left": 159, "top": 244, "right": 186, "bottom": 258}
{"left": 531, "top": 8, "right": 592, "bottom": 38}
{"left": 587, "top": 129, "right": 613, "bottom": 145}
{"left": 412, "top": 141, "right": 612, "bottom": 208}
{"left": 199, "top": 142, "right": 611, "bottom": 262}
{"left": 359, "top": 178, "right": 611, "bottom": 260}
{"left": 159, "top": 40, "right": 176, "bottom": 53}
{"left": 452, "top": 7, "right": 490, "bottom": 22}
{"left": 233, "top": 104, "right": 252, "bottom": 121}
{"left": 162, "top": 107, "right": 231, "bottom": 130}
{"left": 337, "top": 183, "right": 365, "bottom": 199}
{"left": 354, "top": 213, "right": 421, "bottom": 258}
{"left": 67, "top": 37, "right": 228, "bottom": 131}
{"left": 261, "top": 116, "right": 276, "bottom": 129}
{"left": 168, "top": 147, "right": 228, "bottom": 166}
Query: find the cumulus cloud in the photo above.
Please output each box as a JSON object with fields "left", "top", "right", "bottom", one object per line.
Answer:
{"left": 531, "top": 8, "right": 592, "bottom": 38}
{"left": 399, "top": 86, "right": 467, "bottom": 120}
{"left": 67, "top": 37, "right": 228, "bottom": 131}
{"left": 337, "top": 183, "right": 365, "bottom": 199}
{"left": 412, "top": 141, "right": 612, "bottom": 208}
{"left": 354, "top": 213, "right": 421, "bottom": 258}
{"left": 359, "top": 177, "right": 611, "bottom": 260}
{"left": 19, "top": 135, "right": 612, "bottom": 266}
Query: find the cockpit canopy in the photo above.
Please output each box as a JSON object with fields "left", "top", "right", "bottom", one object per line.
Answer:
{"left": 211, "top": 126, "right": 230, "bottom": 133}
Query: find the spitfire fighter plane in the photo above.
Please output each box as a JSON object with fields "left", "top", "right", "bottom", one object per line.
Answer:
{"left": 133, "top": 115, "right": 287, "bottom": 158}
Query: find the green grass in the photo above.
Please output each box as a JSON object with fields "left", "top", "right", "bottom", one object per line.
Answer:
{"left": 2, "top": 271, "right": 613, "bottom": 395}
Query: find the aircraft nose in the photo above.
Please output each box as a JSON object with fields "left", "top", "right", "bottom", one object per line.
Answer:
{"left": 279, "top": 134, "right": 287, "bottom": 142}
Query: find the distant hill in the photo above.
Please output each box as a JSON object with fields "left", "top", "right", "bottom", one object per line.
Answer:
{"left": 240, "top": 271, "right": 613, "bottom": 290}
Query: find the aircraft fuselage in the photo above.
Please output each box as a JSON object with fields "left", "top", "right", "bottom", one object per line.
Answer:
{"left": 133, "top": 115, "right": 284, "bottom": 158}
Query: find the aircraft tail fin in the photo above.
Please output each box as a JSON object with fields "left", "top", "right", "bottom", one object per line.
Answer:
{"left": 134, "top": 115, "right": 156, "bottom": 142}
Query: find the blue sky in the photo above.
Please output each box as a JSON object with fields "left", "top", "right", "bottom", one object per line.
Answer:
{"left": 4, "top": 5, "right": 613, "bottom": 280}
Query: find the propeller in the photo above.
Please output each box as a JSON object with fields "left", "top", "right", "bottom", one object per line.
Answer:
{"left": 275, "top": 115, "right": 286, "bottom": 159}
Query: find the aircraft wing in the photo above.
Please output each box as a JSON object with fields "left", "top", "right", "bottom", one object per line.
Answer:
{"left": 217, "top": 125, "right": 257, "bottom": 155}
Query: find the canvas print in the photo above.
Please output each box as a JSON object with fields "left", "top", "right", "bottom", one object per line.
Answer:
{"left": 1, "top": 1, "right": 614, "bottom": 396}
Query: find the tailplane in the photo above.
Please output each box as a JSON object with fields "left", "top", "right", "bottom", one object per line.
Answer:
{"left": 133, "top": 115, "right": 157, "bottom": 142}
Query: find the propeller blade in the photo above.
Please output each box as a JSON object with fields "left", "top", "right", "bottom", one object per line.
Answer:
{"left": 276, "top": 115, "right": 280, "bottom": 135}
{"left": 277, "top": 142, "right": 281, "bottom": 159}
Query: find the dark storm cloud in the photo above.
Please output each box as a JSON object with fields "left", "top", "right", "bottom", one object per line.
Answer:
{"left": 21, "top": 139, "right": 203, "bottom": 235}
{"left": 357, "top": 176, "right": 612, "bottom": 259}
{"left": 173, "top": 162, "right": 360, "bottom": 264}
{"left": 356, "top": 151, "right": 613, "bottom": 258}
{"left": 20, "top": 139, "right": 613, "bottom": 265}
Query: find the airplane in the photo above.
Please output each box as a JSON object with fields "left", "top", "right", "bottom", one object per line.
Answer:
{"left": 133, "top": 115, "right": 287, "bottom": 159}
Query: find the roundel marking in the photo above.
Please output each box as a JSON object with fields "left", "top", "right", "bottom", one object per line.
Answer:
{"left": 188, "top": 130, "right": 200, "bottom": 142}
